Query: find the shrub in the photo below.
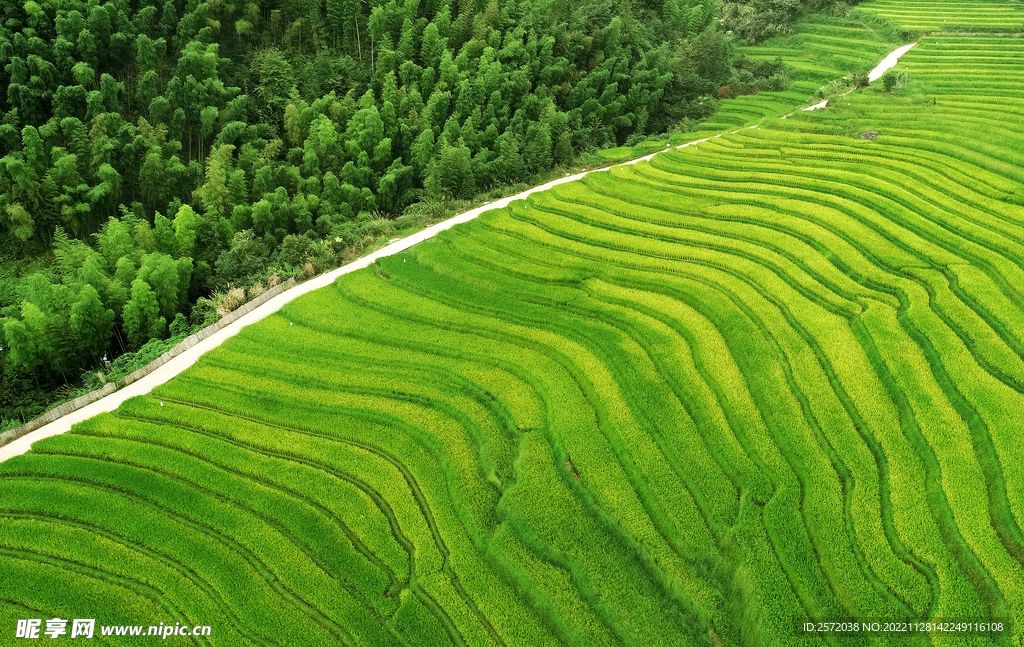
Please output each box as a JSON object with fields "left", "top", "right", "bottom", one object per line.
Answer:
{"left": 758, "top": 72, "right": 791, "bottom": 92}
{"left": 276, "top": 234, "right": 314, "bottom": 268}
{"left": 686, "top": 95, "right": 718, "bottom": 120}
{"left": 882, "top": 70, "right": 898, "bottom": 91}
{"left": 213, "top": 230, "right": 271, "bottom": 289}
{"left": 190, "top": 297, "right": 218, "bottom": 328}
{"left": 169, "top": 313, "right": 189, "bottom": 338}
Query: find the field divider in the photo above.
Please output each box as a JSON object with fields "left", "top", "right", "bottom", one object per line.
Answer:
{"left": 105, "top": 413, "right": 411, "bottom": 612}
{"left": 329, "top": 273, "right": 718, "bottom": 642}
{"left": 485, "top": 201, "right": 984, "bottom": 623}
{"left": 201, "top": 323, "right": 624, "bottom": 646}
{"left": 3, "top": 464, "right": 359, "bottom": 646}
{"left": 348, "top": 272, "right": 706, "bottom": 558}
{"left": 629, "top": 159, "right": 1024, "bottom": 364}
{"left": 150, "top": 390, "right": 504, "bottom": 647}
{"left": 0, "top": 546, "right": 203, "bottom": 642}
{"left": 196, "top": 349, "right": 507, "bottom": 519}
{"left": 580, "top": 168, "right": 1024, "bottom": 394}
{"left": 222, "top": 337, "right": 522, "bottom": 488}
{"left": 121, "top": 398, "right": 419, "bottom": 589}
{"left": 413, "top": 244, "right": 737, "bottom": 542}
{"left": 633, "top": 153, "right": 1024, "bottom": 576}
{"left": 0, "top": 510, "right": 272, "bottom": 647}
{"left": 852, "top": 316, "right": 1011, "bottom": 629}
{"left": 444, "top": 232, "right": 769, "bottom": 505}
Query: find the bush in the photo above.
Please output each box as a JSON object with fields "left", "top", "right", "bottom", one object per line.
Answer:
{"left": 79, "top": 370, "right": 105, "bottom": 392}
{"left": 213, "top": 230, "right": 271, "bottom": 289}
{"left": 106, "top": 336, "right": 170, "bottom": 379}
{"left": 169, "top": 313, "right": 189, "bottom": 337}
{"left": 882, "top": 70, "right": 898, "bottom": 91}
{"left": 854, "top": 73, "right": 870, "bottom": 89}
{"left": 731, "top": 58, "right": 791, "bottom": 93}
{"left": 759, "top": 73, "right": 791, "bottom": 92}
{"left": 190, "top": 297, "right": 218, "bottom": 328}
{"left": 276, "top": 234, "right": 314, "bottom": 268}
{"left": 686, "top": 95, "right": 718, "bottom": 120}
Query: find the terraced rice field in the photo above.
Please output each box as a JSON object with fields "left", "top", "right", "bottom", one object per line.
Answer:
{"left": 3, "top": 10, "right": 1024, "bottom": 647}
{"left": 739, "top": 15, "right": 898, "bottom": 82}
{"left": 688, "top": 15, "right": 897, "bottom": 137}
{"left": 856, "top": 0, "right": 1024, "bottom": 31}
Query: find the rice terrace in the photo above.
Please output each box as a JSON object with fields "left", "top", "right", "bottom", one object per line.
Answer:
{"left": 3, "top": 0, "right": 1024, "bottom": 643}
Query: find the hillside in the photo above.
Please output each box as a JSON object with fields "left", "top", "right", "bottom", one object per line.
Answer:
{"left": 3, "top": 2, "right": 1024, "bottom": 646}
{"left": 1, "top": 0, "right": 774, "bottom": 427}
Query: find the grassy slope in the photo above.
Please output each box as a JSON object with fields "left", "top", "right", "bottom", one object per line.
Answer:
{"left": 2, "top": 5, "right": 1024, "bottom": 647}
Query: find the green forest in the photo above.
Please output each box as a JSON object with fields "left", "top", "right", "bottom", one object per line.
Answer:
{"left": 0, "top": 0, "right": 831, "bottom": 427}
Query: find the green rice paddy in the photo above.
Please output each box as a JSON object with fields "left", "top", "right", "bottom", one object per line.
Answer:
{"left": 2, "top": 7, "right": 1024, "bottom": 647}
{"left": 856, "top": 0, "right": 1024, "bottom": 31}
{"left": 738, "top": 14, "right": 897, "bottom": 82}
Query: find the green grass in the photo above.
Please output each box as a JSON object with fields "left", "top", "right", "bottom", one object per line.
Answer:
{"left": 3, "top": 13, "right": 1024, "bottom": 647}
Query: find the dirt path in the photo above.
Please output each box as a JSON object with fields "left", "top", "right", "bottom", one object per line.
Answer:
{"left": 800, "top": 41, "right": 919, "bottom": 113}
{"left": 0, "top": 41, "right": 919, "bottom": 464}
{"left": 868, "top": 42, "right": 917, "bottom": 82}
